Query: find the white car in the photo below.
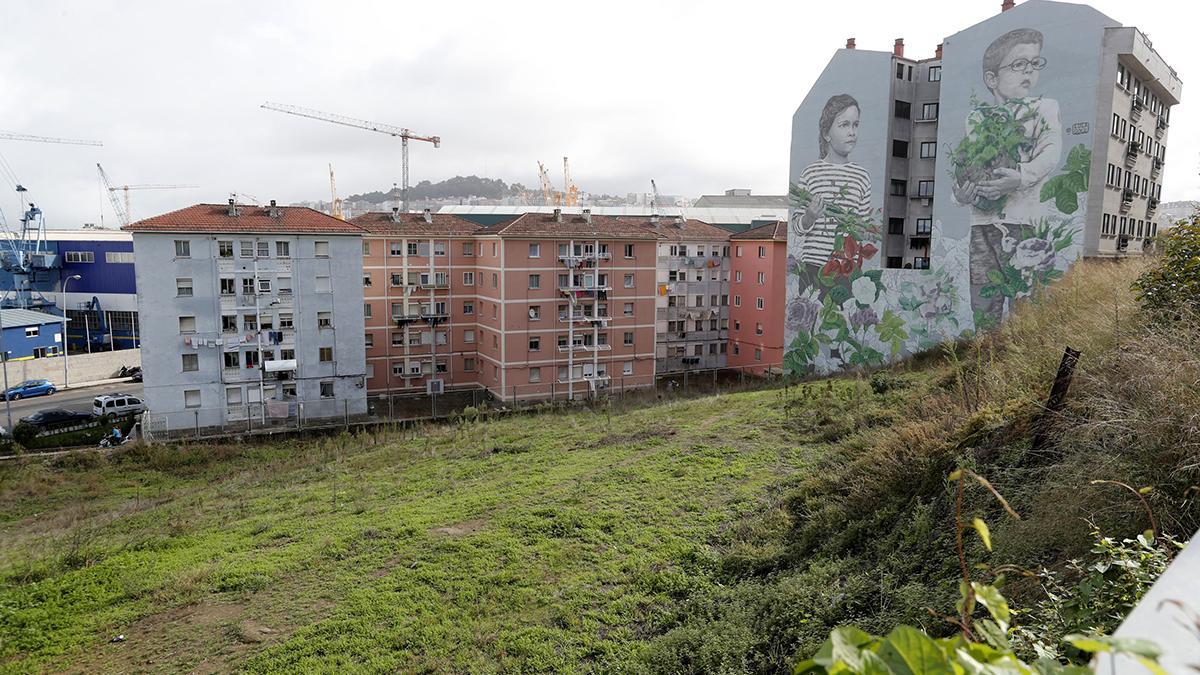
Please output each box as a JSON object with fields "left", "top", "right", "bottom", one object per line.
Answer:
{"left": 92, "top": 393, "right": 146, "bottom": 418}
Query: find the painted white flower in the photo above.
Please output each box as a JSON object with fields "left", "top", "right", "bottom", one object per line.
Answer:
{"left": 851, "top": 275, "right": 877, "bottom": 306}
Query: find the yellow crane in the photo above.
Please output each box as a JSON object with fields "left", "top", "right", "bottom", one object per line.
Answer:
{"left": 328, "top": 163, "right": 344, "bottom": 220}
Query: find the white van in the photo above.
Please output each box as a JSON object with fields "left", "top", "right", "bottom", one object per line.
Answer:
{"left": 92, "top": 393, "right": 146, "bottom": 417}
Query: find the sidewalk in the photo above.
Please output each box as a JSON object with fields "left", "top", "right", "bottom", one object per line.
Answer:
{"left": 60, "top": 377, "right": 137, "bottom": 392}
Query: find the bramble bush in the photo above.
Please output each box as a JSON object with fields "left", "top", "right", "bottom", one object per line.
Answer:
{"left": 1133, "top": 213, "right": 1200, "bottom": 319}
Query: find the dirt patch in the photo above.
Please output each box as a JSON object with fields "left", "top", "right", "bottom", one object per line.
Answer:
{"left": 234, "top": 619, "right": 277, "bottom": 644}
{"left": 430, "top": 518, "right": 487, "bottom": 537}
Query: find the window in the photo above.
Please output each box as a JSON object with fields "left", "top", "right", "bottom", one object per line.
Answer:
{"left": 624, "top": 243, "right": 635, "bottom": 258}
{"left": 735, "top": 245, "right": 744, "bottom": 257}
{"left": 362, "top": 240, "right": 371, "bottom": 256}
{"left": 624, "top": 273, "right": 634, "bottom": 288}
{"left": 890, "top": 180, "right": 907, "bottom": 196}
{"left": 217, "top": 277, "right": 234, "bottom": 295}
{"left": 528, "top": 336, "right": 540, "bottom": 352}
{"left": 317, "top": 312, "right": 332, "bottom": 328}
{"left": 176, "top": 277, "right": 193, "bottom": 297}
{"left": 316, "top": 275, "right": 331, "bottom": 293}
{"left": 361, "top": 302, "right": 372, "bottom": 320}
{"left": 623, "top": 331, "right": 634, "bottom": 346}
{"left": 277, "top": 277, "right": 292, "bottom": 295}
{"left": 407, "top": 242, "right": 419, "bottom": 256}
{"left": 913, "top": 257, "right": 930, "bottom": 270}
{"left": 258, "top": 278, "right": 272, "bottom": 293}
{"left": 917, "top": 180, "right": 935, "bottom": 197}
{"left": 105, "top": 251, "right": 135, "bottom": 263}
{"left": 462, "top": 242, "right": 474, "bottom": 256}
{"left": 181, "top": 353, "right": 198, "bottom": 372}
{"left": 529, "top": 367, "right": 541, "bottom": 383}
{"left": 218, "top": 241, "right": 234, "bottom": 258}
{"left": 319, "top": 347, "right": 333, "bottom": 362}
{"left": 928, "top": 65, "right": 941, "bottom": 82}
{"left": 757, "top": 272, "right": 765, "bottom": 284}
{"left": 896, "top": 62, "right": 904, "bottom": 79}
{"left": 892, "top": 139, "right": 909, "bottom": 158}
{"left": 922, "top": 102, "right": 938, "bottom": 120}
{"left": 528, "top": 242, "right": 540, "bottom": 258}
{"left": 464, "top": 329, "right": 475, "bottom": 343}
{"left": 256, "top": 241, "right": 270, "bottom": 258}
{"left": 492, "top": 273, "right": 498, "bottom": 288}
{"left": 732, "top": 342, "right": 740, "bottom": 356}
{"left": 243, "top": 314, "right": 258, "bottom": 331}
{"left": 241, "top": 278, "right": 255, "bottom": 296}
{"left": 916, "top": 218, "right": 932, "bottom": 235}
{"left": 734, "top": 295, "right": 741, "bottom": 307}
{"left": 894, "top": 100, "right": 911, "bottom": 119}
{"left": 529, "top": 273, "right": 541, "bottom": 289}
{"left": 754, "top": 348, "right": 763, "bottom": 361}
{"left": 623, "top": 302, "right": 634, "bottom": 317}
{"left": 755, "top": 297, "right": 764, "bottom": 310}
{"left": 314, "top": 241, "right": 329, "bottom": 258}
{"left": 277, "top": 313, "right": 293, "bottom": 330}
{"left": 463, "top": 271, "right": 475, "bottom": 286}
{"left": 174, "top": 240, "right": 190, "bottom": 257}
{"left": 244, "top": 351, "right": 260, "bottom": 368}
{"left": 888, "top": 218, "right": 905, "bottom": 235}
{"left": 363, "top": 274, "right": 373, "bottom": 287}
{"left": 433, "top": 242, "right": 446, "bottom": 256}
{"left": 886, "top": 256, "right": 902, "bottom": 269}
{"left": 238, "top": 240, "right": 254, "bottom": 258}
{"left": 755, "top": 322, "right": 764, "bottom": 335}
{"left": 184, "top": 389, "right": 201, "bottom": 408}
{"left": 223, "top": 351, "right": 239, "bottom": 369}
{"left": 920, "top": 142, "right": 937, "bottom": 159}
{"left": 320, "top": 381, "right": 334, "bottom": 398}
{"left": 734, "top": 270, "right": 742, "bottom": 283}
{"left": 276, "top": 241, "right": 291, "bottom": 258}
{"left": 463, "top": 301, "right": 474, "bottom": 315}
{"left": 528, "top": 305, "right": 541, "bottom": 321}
{"left": 461, "top": 357, "right": 475, "bottom": 372}
{"left": 179, "top": 316, "right": 196, "bottom": 333}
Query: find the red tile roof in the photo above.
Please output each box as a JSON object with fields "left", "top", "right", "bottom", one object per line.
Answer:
{"left": 478, "top": 212, "right": 659, "bottom": 239}
{"left": 637, "top": 217, "right": 731, "bottom": 241}
{"left": 351, "top": 211, "right": 482, "bottom": 236}
{"left": 730, "top": 220, "right": 788, "bottom": 241}
{"left": 124, "top": 204, "right": 365, "bottom": 234}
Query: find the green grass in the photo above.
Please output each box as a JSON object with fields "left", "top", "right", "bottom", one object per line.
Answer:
{"left": 0, "top": 380, "right": 911, "bottom": 673}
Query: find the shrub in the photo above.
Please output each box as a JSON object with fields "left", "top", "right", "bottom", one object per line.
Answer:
{"left": 1133, "top": 213, "right": 1200, "bottom": 320}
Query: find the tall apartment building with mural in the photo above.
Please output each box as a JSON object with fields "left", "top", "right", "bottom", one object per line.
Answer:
{"left": 784, "top": 0, "right": 1182, "bottom": 375}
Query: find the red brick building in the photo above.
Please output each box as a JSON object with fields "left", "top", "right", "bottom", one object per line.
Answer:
{"left": 728, "top": 221, "right": 787, "bottom": 374}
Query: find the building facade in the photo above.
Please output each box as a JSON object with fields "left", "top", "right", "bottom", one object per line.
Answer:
{"left": 784, "top": 0, "right": 1183, "bottom": 375}
{"left": 644, "top": 217, "right": 731, "bottom": 372}
{"left": 728, "top": 221, "right": 788, "bottom": 374}
{"left": 127, "top": 201, "right": 367, "bottom": 432}
{"left": 0, "top": 309, "right": 67, "bottom": 360}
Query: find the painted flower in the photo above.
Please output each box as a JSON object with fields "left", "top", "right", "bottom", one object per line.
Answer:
{"left": 849, "top": 306, "right": 879, "bottom": 329}
{"left": 786, "top": 295, "right": 821, "bottom": 335}
{"left": 851, "top": 275, "right": 878, "bottom": 306}
{"left": 1011, "top": 237, "right": 1056, "bottom": 272}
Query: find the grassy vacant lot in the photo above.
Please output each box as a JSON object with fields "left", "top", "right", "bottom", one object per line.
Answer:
{"left": 0, "top": 381, "right": 908, "bottom": 673}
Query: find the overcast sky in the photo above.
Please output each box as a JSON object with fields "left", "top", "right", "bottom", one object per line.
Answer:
{"left": 0, "top": 0, "right": 1195, "bottom": 228}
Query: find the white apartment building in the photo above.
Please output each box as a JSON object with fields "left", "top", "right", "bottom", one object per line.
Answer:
{"left": 127, "top": 201, "right": 367, "bottom": 434}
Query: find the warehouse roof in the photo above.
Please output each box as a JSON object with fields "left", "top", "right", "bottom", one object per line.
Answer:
{"left": 0, "top": 309, "right": 66, "bottom": 329}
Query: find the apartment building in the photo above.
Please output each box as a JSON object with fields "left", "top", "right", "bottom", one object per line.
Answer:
{"left": 353, "top": 208, "right": 482, "bottom": 394}
{"left": 643, "top": 216, "right": 731, "bottom": 372}
{"left": 127, "top": 201, "right": 367, "bottom": 432}
{"left": 728, "top": 221, "right": 787, "bottom": 374}
{"left": 472, "top": 209, "right": 658, "bottom": 402}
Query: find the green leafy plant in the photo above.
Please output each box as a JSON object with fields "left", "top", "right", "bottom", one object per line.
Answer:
{"left": 1132, "top": 213, "right": 1200, "bottom": 320}
{"left": 950, "top": 95, "right": 1051, "bottom": 215}
{"left": 1039, "top": 144, "right": 1092, "bottom": 214}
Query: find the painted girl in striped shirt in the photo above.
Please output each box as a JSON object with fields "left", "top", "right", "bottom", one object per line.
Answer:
{"left": 791, "top": 94, "right": 873, "bottom": 272}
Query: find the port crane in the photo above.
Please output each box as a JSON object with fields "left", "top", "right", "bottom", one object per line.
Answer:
{"left": 261, "top": 102, "right": 439, "bottom": 213}
{"left": 329, "top": 164, "right": 344, "bottom": 220}
{"left": 96, "top": 164, "right": 197, "bottom": 227}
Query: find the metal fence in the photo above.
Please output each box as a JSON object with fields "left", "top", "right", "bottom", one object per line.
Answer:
{"left": 139, "top": 364, "right": 786, "bottom": 443}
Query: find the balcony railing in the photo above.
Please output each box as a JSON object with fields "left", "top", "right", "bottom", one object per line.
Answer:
{"left": 1121, "top": 188, "right": 1135, "bottom": 203}
{"left": 1151, "top": 157, "right": 1163, "bottom": 175}
{"left": 556, "top": 374, "right": 610, "bottom": 385}
{"left": 1148, "top": 198, "right": 1159, "bottom": 212}
{"left": 558, "top": 313, "right": 609, "bottom": 325}
{"left": 557, "top": 343, "right": 612, "bottom": 353}
{"left": 558, "top": 283, "right": 612, "bottom": 293}
{"left": 558, "top": 251, "right": 611, "bottom": 264}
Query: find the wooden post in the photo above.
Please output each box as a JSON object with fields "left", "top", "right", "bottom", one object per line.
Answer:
{"left": 1031, "top": 347, "right": 1081, "bottom": 454}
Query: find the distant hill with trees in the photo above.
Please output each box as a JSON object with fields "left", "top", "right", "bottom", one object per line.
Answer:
{"left": 345, "top": 176, "right": 528, "bottom": 203}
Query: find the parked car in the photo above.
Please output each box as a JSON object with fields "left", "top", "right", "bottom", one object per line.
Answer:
{"left": 93, "top": 393, "right": 146, "bottom": 418}
{"left": 2, "top": 379, "right": 56, "bottom": 401}
{"left": 19, "top": 409, "right": 94, "bottom": 428}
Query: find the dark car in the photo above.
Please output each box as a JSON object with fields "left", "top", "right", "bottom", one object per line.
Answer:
{"left": 19, "top": 409, "right": 94, "bottom": 428}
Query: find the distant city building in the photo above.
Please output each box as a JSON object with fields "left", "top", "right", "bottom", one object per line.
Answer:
{"left": 126, "top": 201, "right": 367, "bottom": 433}
{"left": 693, "top": 189, "right": 788, "bottom": 209}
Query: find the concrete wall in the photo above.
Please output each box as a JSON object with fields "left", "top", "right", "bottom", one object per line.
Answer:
{"left": 1, "top": 348, "right": 140, "bottom": 386}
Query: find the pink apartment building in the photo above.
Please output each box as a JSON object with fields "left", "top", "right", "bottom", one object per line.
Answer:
{"left": 728, "top": 221, "right": 787, "bottom": 374}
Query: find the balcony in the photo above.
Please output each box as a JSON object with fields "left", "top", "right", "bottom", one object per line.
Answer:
{"left": 1148, "top": 198, "right": 1159, "bottom": 213}
{"left": 418, "top": 280, "right": 449, "bottom": 290}
{"left": 559, "top": 251, "right": 611, "bottom": 266}
{"left": 1155, "top": 117, "right": 1168, "bottom": 137}
{"left": 558, "top": 313, "right": 610, "bottom": 325}
{"left": 558, "top": 283, "right": 612, "bottom": 294}
{"left": 1151, "top": 157, "right": 1163, "bottom": 176}
{"left": 392, "top": 313, "right": 424, "bottom": 326}
{"left": 1130, "top": 98, "right": 1144, "bottom": 120}
{"left": 1124, "top": 142, "right": 1141, "bottom": 165}
{"left": 556, "top": 374, "right": 610, "bottom": 385}
{"left": 557, "top": 343, "right": 612, "bottom": 353}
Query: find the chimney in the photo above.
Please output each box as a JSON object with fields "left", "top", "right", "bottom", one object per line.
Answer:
{"left": 846, "top": 37, "right": 856, "bottom": 50}
{"left": 582, "top": 208, "right": 592, "bottom": 225}
{"left": 894, "top": 38, "right": 905, "bottom": 58}
{"left": 422, "top": 207, "right": 432, "bottom": 224}
{"left": 553, "top": 208, "right": 562, "bottom": 223}
{"left": 673, "top": 217, "right": 684, "bottom": 228}
{"left": 935, "top": 43, "right": 943, "bottom": 60}
{"left": 649, "top": 213, "right": 660, "bottom": 226}
{"left": 390, "top": 206, "right": 401, "bottom": 223}
{"left": 1001, "top": 0, "right": 1015, "bottom": 11}
{"left": 227, "top": 198, "right": 238, "bottom": 217}
{"left": 268, "top": 199, "right": 280, "bottom": 218}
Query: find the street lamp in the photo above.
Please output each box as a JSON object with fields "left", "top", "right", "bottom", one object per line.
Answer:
{"left": 61, "top": 274, "right": 81, "bottom": 388}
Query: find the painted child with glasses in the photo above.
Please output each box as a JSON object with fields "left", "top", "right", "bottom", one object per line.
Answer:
{"left": 952, "top": 28, "right": 1061, "bottom": 328}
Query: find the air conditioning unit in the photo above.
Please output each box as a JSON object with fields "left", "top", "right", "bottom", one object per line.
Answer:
{"left": 426, "top": 379, "right": 445, "bottom": 395}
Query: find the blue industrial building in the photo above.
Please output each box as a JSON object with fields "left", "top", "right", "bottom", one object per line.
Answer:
{"left": 0, "top": 228, "right": 139, "bottom": 353}
{"left": 0, "top": 308, "right": 65, "bottom": 360}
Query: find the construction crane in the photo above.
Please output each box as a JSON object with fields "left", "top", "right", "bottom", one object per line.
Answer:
{"left": 261, "top": 102, "right": 440, "bottom": 213}
{"left": 0, "top": 131, "right": 102, "bottom": 147}
{"left": 650, "top": 179, "right": 660, "bottom": 211}
{"left": 562, "top": 157, "right": 579, "bottom": 207}
{"left": 537, "top": 161, "right": 557, "bottom": 206}
{"left": 96, "top": 164, "right": 197, "bottom": 227}
{"left": 329, "top": 163, "right": 344, "bottom": 220}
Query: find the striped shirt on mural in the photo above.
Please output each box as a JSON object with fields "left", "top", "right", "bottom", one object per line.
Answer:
{"left": 793, "top": 160, "right": 872, "bottom": 267}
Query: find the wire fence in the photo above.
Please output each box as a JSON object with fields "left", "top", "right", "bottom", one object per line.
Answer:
{"left": 140, "top": 364, "right": 786, "bottom": 443}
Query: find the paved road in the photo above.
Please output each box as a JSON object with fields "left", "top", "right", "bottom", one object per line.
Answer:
{"left": 0, "top": 381, "right": 143, "bottom": 426}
